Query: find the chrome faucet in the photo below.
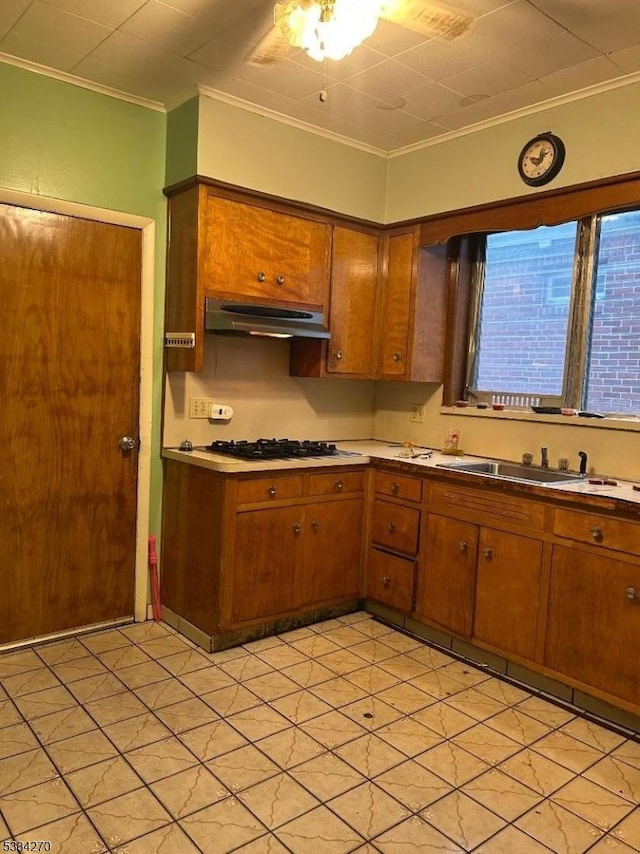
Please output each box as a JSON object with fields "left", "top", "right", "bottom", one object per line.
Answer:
{"left": 541, "top": 446, "right": 549, "bottom": 468}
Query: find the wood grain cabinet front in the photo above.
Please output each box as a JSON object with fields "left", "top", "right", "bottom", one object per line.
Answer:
{"left": 367, "top": 548, "right": 416, "bottom": 612}
{"left": 371, "top": 498, "right": 420, "bottom": 556}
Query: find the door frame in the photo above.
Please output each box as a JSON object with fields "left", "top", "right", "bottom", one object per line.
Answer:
{"left": 1, "top": 186, "right": 156, "bottom": 627}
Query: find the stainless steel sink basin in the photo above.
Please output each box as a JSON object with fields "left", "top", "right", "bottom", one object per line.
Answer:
{"left": 436, "top": 460, "right": 584, "bottom": 484}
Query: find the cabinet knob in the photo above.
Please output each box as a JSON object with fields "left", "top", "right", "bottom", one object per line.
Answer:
{"left": 483, "top": 547, "right": 493, "bottom": 560}
{"left": 335, "top": 479, "right": 344, "bottom": 491}
{"left": 382, "top": 575, "right": 391, "bottom": 589}
{"left": 334, "top": 350, "right": 343, "bottom": 361}
{"left": 387, "top": 521, "right": 396, "bottom": 533}
{"left": 626, "top": 587, "right": 638, "bottom": 601}
{"left": 311, "top": 520, "right": 320, "bottom": 531}
{"left": 590, "top": 526, "right": 603, "bottom": 542}
{"left": 276, "top": 275, "right": 285, "bottom": 285}
{"left": 293, "top": 522, "right": 302, "bottom": 534}
{"left": 257, "top": 271, "right": 266, "bottom": 282}
{"left": 392, "top": 352, "right": 402, "bottom": 362}
{"left": 268, "top": 485, "right": 277, "bottom": 497}
{"left": 391, "top": 482, "right": 400, "bottom": 494}
{"left": 459, "top": 541, "right": 468, "bottom": 554}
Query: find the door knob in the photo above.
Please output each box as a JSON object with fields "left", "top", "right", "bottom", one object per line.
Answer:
{"left": 483, "top": 547, "right": 493, "bottom": 560}
{"left": 459, "top": 541, "right": 468, "bottom": 554}
{"left": 119, "top": 436, "right": 136, "bottom": 452}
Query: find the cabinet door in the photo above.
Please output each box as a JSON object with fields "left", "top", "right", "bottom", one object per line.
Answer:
{"left": 326, "top": 226, "right": 379, "bottom": 376}
{"left": 545, "top": 546, "right": 640, "bottom": 704}
{"left": 203, "top": 195, "right": 330, "bottom": 308}
{"left": 420, "top": 515, "right": 478, "bottom": 637}
{"left": 302, "top": 499, "right": 363, "bottom": 607}
{"left": 473, "top": 528, "right": 542, "bottom": 661}
{"left": 232, "top": 507, "right": 303, "bottom": 624}
{"left": 378, "top": 230, "right": 414, "bottom": 378}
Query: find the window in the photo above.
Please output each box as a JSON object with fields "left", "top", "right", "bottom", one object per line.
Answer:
{"left": 467, "top": 209, "right": 640, "bottom": 415}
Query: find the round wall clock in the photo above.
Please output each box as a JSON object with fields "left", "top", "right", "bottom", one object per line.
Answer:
{"left": 517, "top": 132, "right": 566, "bottom": 187}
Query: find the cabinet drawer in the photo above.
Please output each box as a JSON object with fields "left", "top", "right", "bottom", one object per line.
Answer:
{"left": 430, "top": 482, "right": 545, "bottom": 531}
{"left": 236, "top": 475, "right": 303, "bottom": 505}
{"left": 554, "top": 509, "right": 640, "bottom": 556}
{"left": 308, "top": 470, "right": 364, "bottom": 497}
{"left": 371, "top": 499, "right": 420, "bottom": 555}
{"left": 367, "top": 548, "right": 415, "bottom": 612}
{"left": 374, "top": 470, "right": 422, "bottom": 503}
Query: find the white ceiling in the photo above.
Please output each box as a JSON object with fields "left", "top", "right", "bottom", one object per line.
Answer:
{"left": 1, "top": 0, "right": 640, "bottom": 153}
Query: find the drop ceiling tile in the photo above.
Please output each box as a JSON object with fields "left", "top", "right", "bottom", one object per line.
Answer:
{"left": 73, "top": 51, "right": 198, "bottom": 101}
{"left": 189, "top": 16, "right": 289, "bottom": 73}
{"left": 532, "top": 0, "right": 640, "bottom": 53}
{"left": 291, "top": 44, "right": 387, "bottom": 84}
{"left": 12, "top": 1, "right": 112, "bottom": 54}
{"left": 202, "top": 72, "right": 298, "bottom": 116}
{"left": 0, "top": 29, "right": 87, "bottom": 71}
{"left": 386, "top": 120, "right": 445, "bottom": 150}
{"left": 298, "top": 81, "right": 388, "bottom": 123}
{"left": 79, "top": 28, "right": 173, "bottom": 68}
{"left": 466, "top": 0, "right": 565, "bottom": 57}
{"left": 610, "top": 44, "right": 640, "bottom": 73}
{"left": 504, "top": 32, "right": 601, "bottom": 78}
{"left": 435, "top": 100, "right": 493, "bottom": 131}
{"left": 232, "top": 57, "right": 325, "bottom": 100}
{"left": 356, "top": 104, "right": 431, "bottom": 137}
{"left": 478, "top": 79, "right": 551, "bottom": 119}
{"left": 327, "top": 117, "right": 391, "bottom": 149}
{"left": 342, "top": 57, "right": 430, "bottom": 102}
{"left": 0, "top": 0, "right": 31, "bottom": 38}
{"left": 39, "top": 0, "right": 146, "bottom": 29}
{"left": 402, "top": 81, "right": 465, "bottom": 121}
{"left": 539, "top": 56, "right": 625, "bottom": 98}
{"left": 441, "top": 57, "right": 533, "bottom": 97}
{"left": 366, "top": 18, "right": 430, "bottom": 57}
{"left": 119, "top": 0, "right": 207, "bottom": 56}
{"left": 161, "top": 0, "right": 266, "bottom": 23}
{"left": 396, "top": 36, "right": 494, "bottom": 81}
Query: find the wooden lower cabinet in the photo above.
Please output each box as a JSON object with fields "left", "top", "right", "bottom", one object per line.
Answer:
{"left": 419, "top": 514, "right": 478, "bottom": 637}
{"left": 473, "top": 528, "right": 543, "bottom": 661}
{"left": 302, "top": 499, "right": 362, "bottom": 607}
{"left": 367, "top": 548, "right": 416, "bottom": 612}
{"left": 545, "top": 546, "right": 640, "bottom": 705}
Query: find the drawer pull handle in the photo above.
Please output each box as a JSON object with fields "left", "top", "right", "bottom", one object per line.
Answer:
{"left": 590, "top": 526, "right": 603, "bottom": 541}
{"left": 626, "top": 587, "right": 638, "bottom": 601}
{"left": 391, "top": 482, "right": 400, "bottom": 494}
{"left": 268, "top": 485, "right": 277, "bottom": 497}
{"left": 383, "top": 575, "right": 391, "bottom": 589}
{"left": 293, "top": 523, "right": 302, "bottom": 534}
{"left": 459, "top": 541, "right": 468, "bottom": 554}
{"left": 257, "top": 271, "right": 266, "bottom": 282}
{"left": 387, "top": 522, "right": 397, "bottom": 533}
{"left": 276, "top": 274, "right": 285, "bottom": 285}
{"left": 392, "top": 352, "right": 402, "bottom": 362}
{"left": 483, "top": 547, "right": 493, "bottom": 560}
{"left": 334, "top": 350, "right": 343, "bottom": 361}
{"left": 335, "top": 480, "right": 344, "bottom": 491}
{"left": 311, "top": 520, "right": 320, "bottom": 531}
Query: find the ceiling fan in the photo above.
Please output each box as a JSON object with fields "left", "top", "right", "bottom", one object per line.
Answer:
{"left": 248, "top": 0, "right": 473, "bottom": 66}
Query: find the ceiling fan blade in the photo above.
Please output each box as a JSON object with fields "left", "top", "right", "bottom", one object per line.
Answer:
{"left": 247, "top": 24, "right": 297, "bottom": 66}
{"left": 380, "top": 0, "right": 473, "bottom": 40}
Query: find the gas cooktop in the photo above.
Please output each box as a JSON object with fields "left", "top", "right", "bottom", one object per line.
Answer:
{"left": 200, "top": 438, "right": 341, "bottom": 461}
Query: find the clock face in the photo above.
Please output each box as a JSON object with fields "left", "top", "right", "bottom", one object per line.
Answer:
{"left": 518, "top": 133, "right": 565, "bottom": 186}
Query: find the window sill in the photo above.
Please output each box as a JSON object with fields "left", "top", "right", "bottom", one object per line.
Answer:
{"left": 439, "top": 406, "right": 640, "bottom": 433}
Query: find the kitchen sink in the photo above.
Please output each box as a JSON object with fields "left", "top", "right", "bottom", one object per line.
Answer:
{"left": 436, "top": 460, "right": 584, "bottom": 484}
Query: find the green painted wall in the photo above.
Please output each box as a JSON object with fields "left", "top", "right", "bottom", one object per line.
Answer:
{"left": 166, "top": 97, "right": 199, "bottom": 187}
{"left": 0, "top": 62, "right": 167, "bottom": 539}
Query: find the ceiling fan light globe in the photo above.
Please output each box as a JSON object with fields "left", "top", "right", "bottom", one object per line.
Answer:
{"left": 286, "top": 0, "right": 381, "bottom": 62}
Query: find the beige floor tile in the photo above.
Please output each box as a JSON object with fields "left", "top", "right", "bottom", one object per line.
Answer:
{"left": 462, "top": 767, "right": 543, "bottom": 821}
{"left": 120, "top": 622, "right": 172, "bottom": 643}
{"left": 515, "top": 798, "right": 604, "bottom": 853}
{"left": 311, "top": 676, "right": 369, "bottom": 708}
{"left": 317, "top": 649, "right": 368, "bottom": 676}
{"left": 277, "top": 627, "right": 316, "bottom": 643}
{"left": 374, "top": 682, "right": 435, "bottom": 715}
{"left": 351, "top": 620, "right": 394, "bottom": 639}
{"left": 422, "top": 789, "right": 506, "bottom": 849}
{"left": 113, "top": 822, "right": 201, "bottom": 853}
{"left": 409, "top": 670, "right": 468, "bottom": 701}
{"left": 30, "top": 705, "right": 97, "bottom": 745}
{"left": 290, "top": 635, "right": 342, "bottom": 658}
{"left": 310, "top": 619, "right": 345, "bottom": 634}
{"left": 178, "top": 719, "right": 248, "bottom": 762}
{"left": 551, "top": 776, "right": 635, "bottom": 830}
{"left": 220, "top": 654, "right": 275, "bottom": 682}
{"left": 290, "top": 752, "right": 365, "bottom": 800}
{"left": 0, "top": 698, "right": 22, "bottom": 728}
{"left": 178, "top": 666, "right": 235, "bottom": 695}
{"left": 485, "top": 707, "right": 552, "bottom": 745}
{"left": 2, "top": 667, "right": 62, "bottom": 698}
{"left": 202, "top": 684, "right": 262, "bottom": 717}
{"left": 406, "top": 645, "right": 455, "bottom": 669}
{"left": 339, "top": 612, "right": 373, "bottom": 626}
{"left": 329, "top": 781, "right": 410, "bottom": 838}
{"left": 613, "top": 740, "right": 640, "bottom": 771}
{"left": 98, "top": 645, "right": 152, "bottom": 671}
{"left": 206, "top": 744, "right": 280, "bottom": 793}
{"left": 0, "top": 649, "right": 43, "bottom": 679}
{"left": 451, "top": 722, "right": 521, "bottom": 765}
{"left": 244, "top": 636, "right": 286, "bottom": 653}
{"left": 561, "top": 718, "right": 627, "bottom": 753}
{"left": 65, "top": 755, "right": 143, "bottom": 807}
{"left": 474, "top": 677, "right": 531, "bottom": 706}
{"left": 323, "top": 626, "right": 374, "bottom": 648}
{"left": 336, "top": 733, "right": 406, "bottom": 778}
{"left": 374, "top": 814, "right": 465, "bottom": 853}
{"left": 473, "top": 825, "right": 556, "bottom": 853}
{"left": 0, "top": 722, "right": 39, "bottom": 759}
{"left": 444, "top": 687, "right": 508, "bottom": 722}
{"left": 350, "top": 640, "right": 398, "bottom": 664}
{"left": 585, "top": 755, "right": 640, "bottom": 803}
{"left": 207, "top": 646, "right": 249, "bottom": 665}
{"left": 0, "top": 748, "right": 58, "bottom": 796}
{"left": 180, "top": 796, "right": 267, "bottom": 853}
{"left": 103, "top": 711, "right": 172, "bottom": 752}
{"left": 88, "top": 787, "right": 172, "bottom": 848}
{"left": 281, "top": 659, "right": 336, "bottom": 688}
{"left": 238, "top": 833, "right": 291, "bottom": 853}
{"left": 255, "top": 726, "right": 325, "bottom": 769}
{"left": 340, "top": 696, "right": 403, "bottom": 731}
{"left": 374, "top": 716, "right": 442, "bottom": 757}
{"left": 154, "top": 697, "right": 218, "bottom": 734}
{"left": 416, "top": 741, "right": 490, "bottom": 787}
{"left": 227, "top": 704, "right": 292, "bottom": 741}
{"left": 36, "top": 639, "right": 90, "bottom": 666}
{"left": 154, "top": 649, "right": 211, "bottom": 677}
{"left": 515, "top": 695, "right": 576, "bottom": 728}
{"left": 0, "top": 815, "right": 8, "bottom": 840}
{"left": 377, "top": 655, "right": 430, "bottom": 682}
{"left": 612, "top": 808, "right": 640, "bottom": 850}
{"left": 438, "top": 660, "right": 491, "bottom": 688}
{"left": 276, "top": 804, "right": 364, "bottom": 854}
{"left": 81, "top": 629, "right": 132, "bottom": 654}
{"left": 66, "top": 673, "right": 126, "bottom": 705}
{"left": 116, "top": 660, "right": 172, "bottom": 689}
{"left": 414, "top": 701, "right": 476, "bottom": 738}
{"left": 1, "top": 778, "right": 80, "bottom": 834}
{"left": 239, "top": 771, "right": 319, "bottom": 829}
{"left": 244, "top": 671, "right": 300, "bottom": 701}
{"left": 534, "top": 731, "right": 610, "bottom": 773}
{"left": 346, "top": 665, "right": 400, "bottom": 695}
{"left": 46, "top": 729, "right": 118, "bottom": 774}
{"left": 134, "top": 678, "right": 195, "bottom": 710}
{"left": 499, "top": 747, "right": 575, "bottom": 796}
{"left": 137, "top": 635, "right": 193, "bottom": 660}
{"left": 84, "top": 691, "right": 148, "bottom": 726}
{"left": 125, "top": 736, "right": 199, "bottom": 783}
{"left": 15, "top": 685, "right": 78, "bottom": 720}
{"left": 51, "top": 657, "right": 109, "bottom": 683}
{"left": 381, "top": 632, "right": 423, "bottom": 655}
{"left": 257, "top": 646, "right": 309, "bottom": 670}
{"left": 271, "top": 689, "right": 334, "bottom": 723}
{"left": 374, "top": 760, "right": 452, "bottom": 811}
{"left": 151, "top": 765, "right": 229, "bottom": 818}
{"left": 300, "top": 710, "right": 367, "bottom": 748}
{"left": 31, "top": 812, "right": 107, "bottom": 853}
{"left": 588, "top": 837, "right": 639, "bottom": 853}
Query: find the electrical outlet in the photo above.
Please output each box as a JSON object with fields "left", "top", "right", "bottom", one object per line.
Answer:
{"left": 410, "top": 403, "right": 426, "bottom": 423}
{"left": 189, "top": 397, "right": 215, "bottom": 418}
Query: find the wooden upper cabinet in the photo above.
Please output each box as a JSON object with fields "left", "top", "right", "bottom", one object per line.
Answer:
{"left": 377, "top": 226, "right": 448, "bottom": 382}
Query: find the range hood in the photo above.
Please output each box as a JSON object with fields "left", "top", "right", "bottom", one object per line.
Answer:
{"left": 204, "top": 297, "right": 330, "bottom": 339}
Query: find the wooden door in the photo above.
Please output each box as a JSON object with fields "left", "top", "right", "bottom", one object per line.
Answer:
{"left": 377, "top": 229, "right": 415, "bottom": 378}
{"left": 302, "top": 499, "right": 363, "bottom": 607}
{"left": 545, "top": 546, "right": 640, "bottom": 704}
{"left": 326, "top": 226, "right": 379, "bottom": 376}
{"left": 473, "top": 528, "right": 542, "bottom": 661}
{"left": 420, "top": 514, "right": 478, "bottom": 637}
{"left": 0, "top": 204, "right": 141, "bottom": 644}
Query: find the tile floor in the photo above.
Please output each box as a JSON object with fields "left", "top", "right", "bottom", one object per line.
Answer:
{"left": 0, "top": 613, "right": 638, "bottom": 853}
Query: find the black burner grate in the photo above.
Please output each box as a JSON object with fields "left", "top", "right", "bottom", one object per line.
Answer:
{"left": 203, "top": 438, "right": 338, "bottom": 460}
